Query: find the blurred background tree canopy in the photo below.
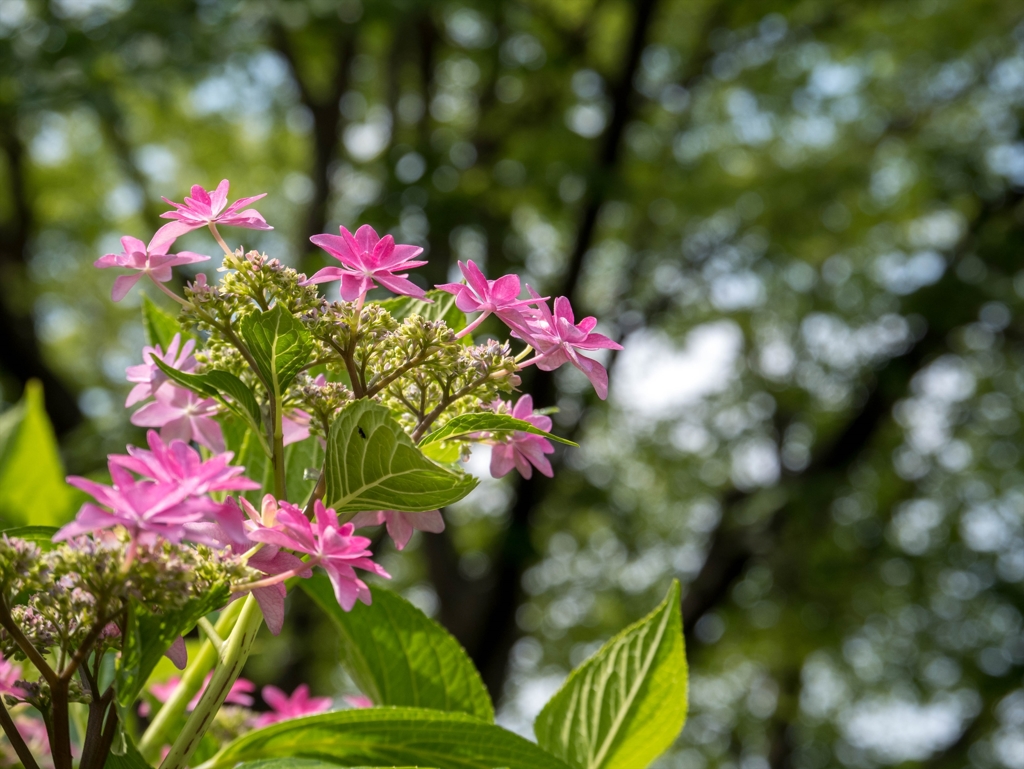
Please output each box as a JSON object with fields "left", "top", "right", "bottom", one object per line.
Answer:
{"left": 2, "top": 0, "right": 1024, "bottom": 766}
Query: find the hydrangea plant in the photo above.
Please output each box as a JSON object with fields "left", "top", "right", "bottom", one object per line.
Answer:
{"left": 0, "top": 181, "right": 687, "bottom": 769}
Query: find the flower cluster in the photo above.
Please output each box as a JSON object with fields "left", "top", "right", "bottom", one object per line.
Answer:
{"left": 3, "top": 178, "right": 621, "bottom": 769}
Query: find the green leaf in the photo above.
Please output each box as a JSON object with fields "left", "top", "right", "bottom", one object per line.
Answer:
{"left": 205, "top": 708, "right": 571, "bottom": 769}
{"left": 324, "top": 400, "right": 477, "bottom": 513}
{"left": 224, "top": 420, "right": 322, "bottom": 506}
{"left": 115, "top": 584, "right": 231, "bottom": 708}
{"left": 104, "top": 729, "right": 153, "bottom": 769}
{"left": 284, "top": 433, "right": 325, "bottom": 506}
{"left": 534, "top": 581, "right": 687, "bottom": 769}
{"left": 239, "top": 305, "right": 314, "bottom": 398}
{"left": 0, "top": 525, "right": 59, "bottom": 551}
{"left": 152, "top": 359, "right": 266, "bottom": 449}
{"left": 0, "top": 381, "right": 75, "bottom": 527}
{"left": 378, "top": 289, "right": 466, "bottom": 333}
{"left": 302, "top": 576, "right": 493, "bottom": 721}
{"left": 419, "top": 412, "right": 578, "bottom": 448}
{"left": 141, "top": 293, "right": 191, "bottom": 350}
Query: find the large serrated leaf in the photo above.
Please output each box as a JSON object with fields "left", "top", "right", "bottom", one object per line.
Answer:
{"left": 204, "top": 708, "right": 571, "bottom": 769}
{"left": 324, "top": 400, "right": 477, "bottom": 513}
{"left": 534, "top": 581, "right": 687, "bottom": 769}
{"left": 234, "top": 762, "right": 427, "bottom": 769}
{"left": 419, "top": 412, "right": 578, "bottom": 448}
{"left": 0, "top": 381, "right": 76, "bottom": 527}
{"left": 302, "top": 576, "right": 493, "bottom": 721}
{"left": 239, "top": 305, "right": 314, "bottom": 397}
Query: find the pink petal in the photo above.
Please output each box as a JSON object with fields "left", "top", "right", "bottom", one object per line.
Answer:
{"left": 572, "top": 354, "right": 609, "bottom": 400}
{"left": 373, "top": 272, "right": 428, "bottom": 299}
{"left": 460, "top": 260, "right": 490, "bottom": 298}
{"left": 302, "top": 266, "right": 347, "bottom": 285}
{"left": 353, "top": 224, "right": 380, "bottom": 253}
{"left": 149, "top": 221, "right": 197, "bottom": 255}
{"left": 489, "top": 444, "right": 517, "bottom": 478}
{"left": 209, "top": 180, "right": 230, "bottom": 216}
{"left": 165, "top": 635, "right": 188, "bottom": 669}
{"left": 192, "top": 416, "right": 225, "bottom": 453}
{"left": 112, "top": 274, "right": 143, "bottom": 302}
{"left": 490, "top": 273, "right": 522, "bottom": 305}
{"left": 253, "top": 584, "right": 287, "bottom": 635}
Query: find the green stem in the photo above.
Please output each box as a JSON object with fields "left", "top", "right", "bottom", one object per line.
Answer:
{"left": 138, "top": 600, "right": 244, "bottom": 761}
{"left": 272, "top": 394, "right": 286, "bottom": 499}
{"left": 160, "top": 596, "right": 264, "bottom": 769}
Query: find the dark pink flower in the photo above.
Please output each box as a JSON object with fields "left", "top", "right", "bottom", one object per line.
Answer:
{"left": 187, "top": 499, "right": 307, "bottom": 635}
{"left": 489, "top": 395, "right": 556, "bottom": 480}
{"left": 125, "top": 334, "right": 196, "bottom": 407}
{"left": 248, "top": 500, "right": 390, "bottom": 611}
{"left": 514, "top": 294, "right": 622, "bottom": 400}
{"left": 140, "top": 674, "right": 256, "bottom": 716}
{"left": 436, "top": 260, "right": 544, "bottom": 337}
{"left": 130, "top": 386, "right": 224, "bottom": 452}
{"left": 94, "top": 235, "right": 209, "bottom": 302}
{"left": 305, "top": 224, "right": 428, "bottom": 301}
{"left": 0, "top": 655, "right": 26, "bottom": 699}
{"left": 153, "top": 180, "right": 272, "bottom": 247}
{"left": 255, "top": 684, "right": 332, "bottom": 727}
{"left": 349, "top": 509, "right": 445, "bottom": 551}
{"left": 54, "top": 463, "right": 206, "bottom": 547}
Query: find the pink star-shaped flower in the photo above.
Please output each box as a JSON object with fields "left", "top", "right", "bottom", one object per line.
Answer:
{"left": 94, "top": 235, "right": 209, "bottom": 302}
{"left": 514, "top": 294, "right": 622, "bottom": 400}
{"left": 436, "top": 260, "right": 545, "bottom": 337}
{"left": 349, "top": 509, "right": 445, "bottom": 551}
{"left": 304, "top": 224, "right": 429, "bottom": 301}
{"left": 248, "top": 500, "right": 390, "bottom": 611}
{"left": 255, "top": 684, "right": 332, "bottom": 727}
{"left": 130, "top": 385, "right": 224, "bottom": 452}
{"left": 54, "top": 462, "right": 206, "bottom": 547}
{"left": 125, "top": 333, "right": 196, "bottom": 407}
{"left": 489, "top": 394, "right": 556, "bottom": 480}
{"left": 153, "top": 180, "right": 272, "bottom": 248}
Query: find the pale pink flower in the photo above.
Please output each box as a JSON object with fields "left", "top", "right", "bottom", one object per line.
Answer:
{"left": 153, "top": 180, "right": 272, "bottom": 247}
{"left": 255, "top": 684, "right": 332, "bottom": 727}
{"left": 54, "top": 463, "right": 207, "bottom": 547}
{"left": 304, "top": 224, "right": 428, "bottom": 301}
{"left": 343, "top": 694, "right": 374, "bottom": 709}
{"left": 350, "top": 510, "right": 445, "bottom": 551}
{"left": 13, "top": 715, "right": 49, "bottom": 757}
{"left": 131, "top": 385, "right": 224, "bottom": 453}
{"left": 165, "top": 635, "right": 188, "bottom": 669}
{"left": 248, "top": 500, "right": 390, "bottom": 611}
{"left": 282, "top": 409, "right": 312, "bottom": 446}
{"left": 125, "top": 333, "right": 196, "bottom": 407}
{"left": 514, "top": 294, "right": 622, "bottom": 400}
{"left": 436, "top": 260, "right": 544, "bottom": 337}
{"left": 0, "top": 655, "right": 26, "bottom": 699}
{"left": 489, "top": 394, "right": 555, "bottom": 480}
{"left": 94, "top": 235, "right": 209, "bottom": 302}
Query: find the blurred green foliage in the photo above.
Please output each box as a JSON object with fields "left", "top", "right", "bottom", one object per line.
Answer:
{"left": 2, "top": 0, "right": 1024, "bottom": 767}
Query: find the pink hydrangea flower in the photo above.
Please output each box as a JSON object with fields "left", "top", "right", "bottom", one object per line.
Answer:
{"left": 489, "top": 394, "right": 556, "bottom": 480}
{"left": 343, "top": 694, "right": 374, "bottom": 709}
{"left": 12, "top": 715, "right": 49, "bottom": 757}
{"left": 187, "top": 499, "right": 308, "bottom": 635}
{"left": 248, "top": 500, "right": 390, "bottom": 611}
{"left": 304, "top": 224, "right": 428, "bottom": 301}
{"left": 110, "top": 431, "right": 258, "bottom": 539}
{"left": 282, "top": 408, "right": 313, "bottom": 446}
{"left": 349, "top": 510, "right": 445, "bottom": 551}
{"left": 94, "top": 235, "right": 209, "bottom": 302}
{"left": 514, "top": 294, "right": 622, "bottom": 400}
{"left": 54, "top": 462, "right": 207, "bottom": 548}
{"left": 0, "top": 655, "right": 26, "bottom": 699}
{"left": 139, "top": 674, "right": 256, "bottom": 716}
{"left": 255, "top": 684, "right": 332, "bottom": 727}
{"left": 130, "top": 385, "right": 224, "bottom": 452}
{"left": 125, "top": 333, "right": 197, "bottom": 407}
{"left": 436, "top": 260, "right": 545, "bottom": 337}
{"left": 153, "top": 180, "right": 272, "bottom": 247}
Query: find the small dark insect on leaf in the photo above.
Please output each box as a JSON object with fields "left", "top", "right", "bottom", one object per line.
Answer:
{"left": 358, "top": 426, "right": 367, "bottom": 439}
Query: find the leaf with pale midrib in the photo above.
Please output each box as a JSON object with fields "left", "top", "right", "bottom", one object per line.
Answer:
{"left": 324, "top": 400, "right": 476, "bottom": 513}
{"left": 534, "top": 581, "right": 687, "bottom": 769}
{"left": 302, "top": 576, "right": 493, "bottom": 721}
{"left": 205, "top": 708, "right": 571, "bottom": 769}
{"left": 419, "top": 412, "right": 577, "bottom": 448}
